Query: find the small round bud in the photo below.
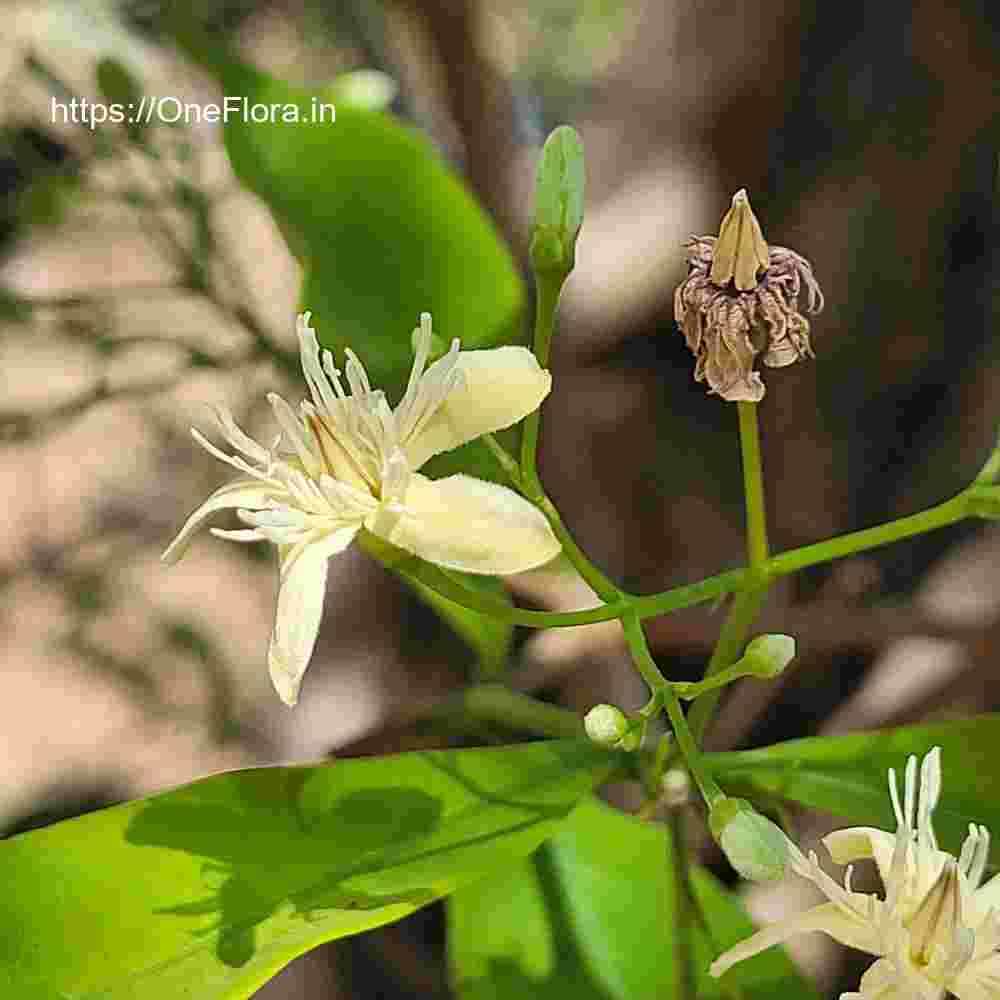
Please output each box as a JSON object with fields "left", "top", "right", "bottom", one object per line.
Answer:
{"left": 584, "top": 704, "right": 629, "bottom": 747}
{"left": 709, "top": 797, "right": 788, "bottom": 882}
{"left": 743, "top": 634, "right": 796, "bottom": 678}
{"left": 661, "top": 768, "right": 691, "bottom": 807}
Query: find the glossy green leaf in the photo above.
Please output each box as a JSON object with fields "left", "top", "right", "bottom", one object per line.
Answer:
{"left": 707, "top": 715, "right": 1000, "bottom": 859}
{"left": 169, "top": 16, "right": 524, "bottom": 396}
{"left": 407, "top": 569, "right": 513, "bottom": 679}
{"left": 449, "top": 797, "right": 817, "bottom": 999}
{"left": 1, "top": 741, "right": 616, "bottom": 1000}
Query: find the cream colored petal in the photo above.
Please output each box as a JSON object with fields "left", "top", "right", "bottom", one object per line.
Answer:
{"left": 373, "top": 473, "right": 561, "bottom": 575}
{"left": 844, "top": 958, "right": 920, "bottom": 1000}
{"left": 403, "top": 347, "right": 552, "bottom": 470}
{"left": 710, "top": 902, "right": 882, "bottom": 978}
{"left": 952, "top": 953, "right": 1000, "bottom": 1000}
{"left": 973, "top": 872, "right": 1000, "bottom": 914}
{"left": 824, "top": 827, "right": 899, "bottom": 887}
{"left": 161, "top": 480, "right": 278, "bottom": 564}
{"left": 267, "top": 526, "right": 359, "bottom": 706}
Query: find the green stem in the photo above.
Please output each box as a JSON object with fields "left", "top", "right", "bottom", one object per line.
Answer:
{"left": 459, "top": 684, "right": 584, "bottom": 738}
{"left": 520, "top": 273, "right": 564, "bottom": 497}
{"left": 766, "top": 493, "right": 971, "bottom": 577}
{"left": 974, "top": 429, "right": 1000, "bottom": 484}
{"left": 686, "top": 403, "right": 772, "bottom": 742}
{"left": 620, "top": 611, "right": 724, "bottom": 808}
{"left": 737, "top": 401, "right": 769, "bottom": 568}
{"left": 359, "top": 529, "right": 623, "bottom": 626}
{"left": 362, "top": 494, "right": 975, "bottom": 630}
{"left": 482, "top": 432, "right": 524, "bottom": 487}
{"left": 533, "top": 493, "right": 623, "bottom": 603}
{"left": 485, "top": 432, "right": 623, "bottom": 602}
{"left": 686, "top": 587, "right": 767, "bottom": 742}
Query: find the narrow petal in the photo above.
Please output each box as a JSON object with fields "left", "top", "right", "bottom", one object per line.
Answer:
{"left": 210, "top": 528, "right": 264, "bottom": 542}
{"left": 267, "top": 527, "right": 359, "bottom": 706}
{"left": 403, "top": 347, "right": 552, "bottom": 470}
{"left": 710, "top": 902, "right": 882, "bottom": 978}
{"left": 825, "top": 827, "right": 899, "bottom": 887}
{"left": 373, "top": 473, "right": 561, "bottom": 575}
{"left": 846, "top": 958, "right": 920, "bottom": 1000}
{"left": 161, "top": 481, "right": 278, "bottom": 564}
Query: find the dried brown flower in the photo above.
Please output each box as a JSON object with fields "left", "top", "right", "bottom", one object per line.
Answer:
{"left": 674, "top": 190, "right": 823, "bottom": 402}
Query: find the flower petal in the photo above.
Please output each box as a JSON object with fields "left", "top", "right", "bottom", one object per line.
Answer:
{"left": 161, "top": 480, "right": 278, "bottom": 564}
{"left": 951, "top": 952, "right": 1000, "bottom": 1000}
{"left": 973, "top": 872, "right": 1000, "bottom": 914}
{"left": 403, "top": 347, "right": 552, "bottom": 470}
{"left": 710, "top": 902, "right": 882, "bottom": 978}
{"left": 824, "top": 827, "right": 899, "bottom": 887}
{"left": 841, "top": 958, "right": 923, "bottom": 1000}
{"left": 267, "top": 527, "right": 359, "bottom": 706}
{"left": 373, "top": 473, "right": 560, "bottom": 574}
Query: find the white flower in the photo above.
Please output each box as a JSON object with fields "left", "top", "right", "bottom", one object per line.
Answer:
{"left": 710, "top": 747, "right": 1000, "bottom": 999}
{"left": 163, "top": 312, "right": 560, "bottom": 706}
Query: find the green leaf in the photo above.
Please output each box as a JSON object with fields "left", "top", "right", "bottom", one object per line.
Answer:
{"left": 1, "top": 741, "right": 616, "bottom": 1000}
{"left": 448, "top": 797, "right": 817, "bottom": 999}
{"left": 707, "top": 715, "right": 1000, "bottom": 859}
{"left": 95, "top": 57, "right": 141, "bottom": 111}
{"left": 169, "top": 15, "right": 524, "bottom": 397}
{"left": 407, "top": 569, "right": 514, "bottom": 679}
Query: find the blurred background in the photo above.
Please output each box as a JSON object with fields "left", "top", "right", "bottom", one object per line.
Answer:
{"left": 1, "top": 1, "right": 998, "bottom": 996}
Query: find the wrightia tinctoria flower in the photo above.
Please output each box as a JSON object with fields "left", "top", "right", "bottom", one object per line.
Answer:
{"left": 162, "top": 312, "right": 560, "bottom": 706}
{"left": 711, "top": 747, "right": 1000, "bottom": 999}
{"left": 674, "top": 189, "right": 823, "bottom": 402}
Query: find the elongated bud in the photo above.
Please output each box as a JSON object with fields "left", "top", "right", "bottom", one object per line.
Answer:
{"left": 710, "top": 189, "right": 769, "bottom": 291}
{"left": 530, "top": 126, "right": 585, "bottom": 277}
{"left": 709, "top": 798, "right": 789, "bottom": 882}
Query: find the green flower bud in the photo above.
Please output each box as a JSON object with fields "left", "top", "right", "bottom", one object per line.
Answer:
{"left": 584, "top": 704, "right": 629, "bottom": 747}
{"left": 709, "top": 798, "right": 788, "bottom": 882}
{"left": 530, "top": 125, "right": 585, "bottom": 277}
{"left": 742, "top": 634, "right": 796, "bottom": 678}
{"left": 661, "top": 768, "right": 691, "bottom": 806}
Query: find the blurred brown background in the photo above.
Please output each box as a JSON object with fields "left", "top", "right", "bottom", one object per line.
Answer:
{"left": 1, "top": 1, "right": 998, "bottom": 996}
